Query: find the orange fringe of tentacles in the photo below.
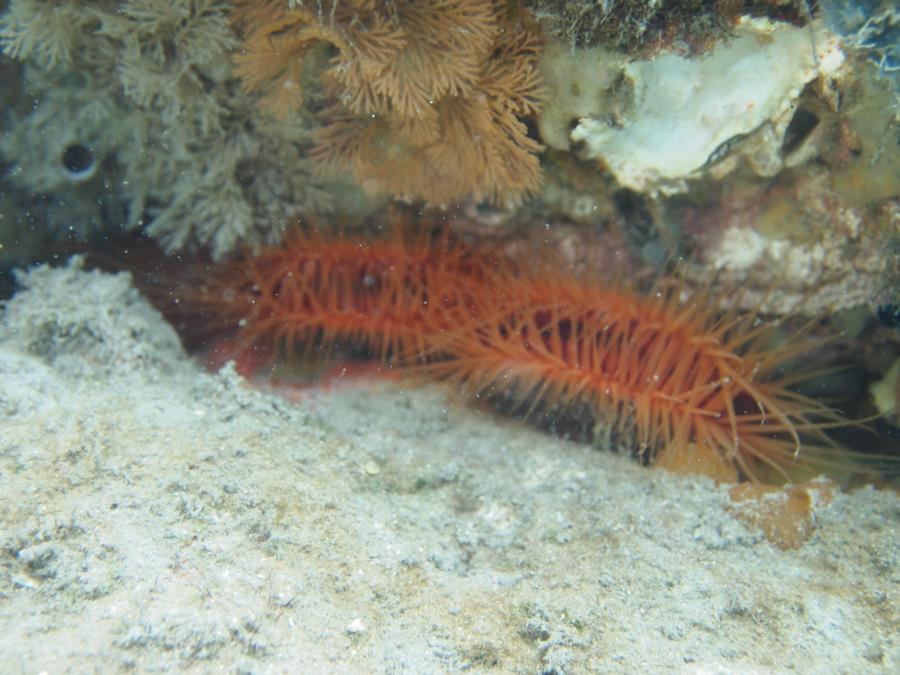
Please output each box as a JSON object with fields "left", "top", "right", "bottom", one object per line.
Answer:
{"left": 165, "top": 225, "right": 863, "bottom": 485}
{"left": 164, "top": 225, "right": 501, "bottom": 365}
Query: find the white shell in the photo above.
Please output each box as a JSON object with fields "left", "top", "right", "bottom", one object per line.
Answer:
{"left": 570, "top": 18, "right": 846, "bottom": 193}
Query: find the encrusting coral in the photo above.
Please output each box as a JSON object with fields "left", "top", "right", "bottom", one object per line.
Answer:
{"left": 231, "top": 0, "right": 546, "bottom": 207}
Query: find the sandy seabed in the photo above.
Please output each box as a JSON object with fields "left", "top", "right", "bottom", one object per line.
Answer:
{"left": 0, "top": 258, "right": 897, "bottom": 674}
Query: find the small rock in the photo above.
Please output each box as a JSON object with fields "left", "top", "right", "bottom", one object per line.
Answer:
{"left": 345, "top": 618, "right": 367, "bottom": 635}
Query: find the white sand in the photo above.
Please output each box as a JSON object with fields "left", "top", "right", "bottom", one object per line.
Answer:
{"left": 0, "top": 259, "right": 897, "bottom": 673}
